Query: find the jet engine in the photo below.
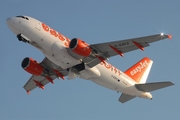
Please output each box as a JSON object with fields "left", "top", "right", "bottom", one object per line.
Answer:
{"left": 21, "top": 57, "right": 44, "bottom": 76}
{"left": 69, "top": 38, "right": 92, "bottom": 57}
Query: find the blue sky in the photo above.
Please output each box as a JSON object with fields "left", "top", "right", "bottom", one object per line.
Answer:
{"left": 1, "top": 0, "right": 179, "bottom": 119}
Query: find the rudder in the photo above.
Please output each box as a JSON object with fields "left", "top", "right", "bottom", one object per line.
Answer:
{"left": 124, "top": 57, "right": 153, "bottom": 83}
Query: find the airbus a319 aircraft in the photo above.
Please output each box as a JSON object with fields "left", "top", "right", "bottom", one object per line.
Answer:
{"left": 6, "top": 15, "right": 174, "bottom": 103}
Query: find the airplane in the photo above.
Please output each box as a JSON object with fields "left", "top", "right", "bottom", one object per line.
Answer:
{"left": 6, "top": 15, "right": 174, "bottom": 103}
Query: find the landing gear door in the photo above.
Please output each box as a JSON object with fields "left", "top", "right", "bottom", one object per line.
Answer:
{"left": 35, "top": 20, "right": 41, "bottom": 31}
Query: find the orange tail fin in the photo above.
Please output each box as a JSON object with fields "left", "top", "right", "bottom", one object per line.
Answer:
{"left": 124, "top": 57, "right": 153, "bottom": 83}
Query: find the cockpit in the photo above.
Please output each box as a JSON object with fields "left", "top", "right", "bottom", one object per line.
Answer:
{"left": 16, "top": 16, "right": 29, "bottom": 20}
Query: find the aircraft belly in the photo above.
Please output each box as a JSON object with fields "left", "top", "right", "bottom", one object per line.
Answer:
{"left": 91, "top": 76, "right": 140, "bottom": 95}
{"left": 22, "top": 24, "right": 54, "bottom": 52}
{"left": 27, "top": 31, "right": 81, "bottom": 69}
{"left": 89, "top": 64, "right": 139, "bottom": 95}
{"left": 90, "top": 64, "right": 124, "bottom": 92}
{"left": 26, "top": 28, "right": 81, "bottom": 69}
{"left": 91, "top": 76, "right": 123, "bottom": 92}
{"left": 50, "top": 41, "right": 81, "bottom": 69}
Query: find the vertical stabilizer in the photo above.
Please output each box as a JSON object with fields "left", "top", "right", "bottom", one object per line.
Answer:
{"left": 124, "top": 57, "right": 153, "bottom": 83}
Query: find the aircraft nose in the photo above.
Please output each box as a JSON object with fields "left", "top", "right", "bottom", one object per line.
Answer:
{"left": 6, "top": 17, "right": 16, "bottom": 26}
{"left": 6, "top": 17, "right": 13, "bottom": 26}
{"left": 6, "top": 17, "right": 20, "bottom": 34}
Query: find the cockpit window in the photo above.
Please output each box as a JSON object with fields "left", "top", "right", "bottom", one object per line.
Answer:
{"left": 16, "top": 16, "right": 29, "bottom": 20}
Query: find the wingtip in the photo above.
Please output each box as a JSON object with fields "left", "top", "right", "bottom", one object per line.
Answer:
{"left": 26, "top": 90, "right": 30, "bottom": 95}
{"left": 166, "top": 81, "right": 174, "bottom": 86}
{"left": 167, "top": 34, "right": 172, "bottom": 40}
{"left": 170, "top": 82, "right": 175, "bottom": 85}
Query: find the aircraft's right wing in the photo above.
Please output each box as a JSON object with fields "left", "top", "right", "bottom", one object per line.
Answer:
{"left": 23, "top": 57, "right": 68, "bottom": 94}
{"left": 68, "top": 34, "right": 171, "bottom": 68}
{"left": 91, "top": 34, "right": 171, "bottom": 57}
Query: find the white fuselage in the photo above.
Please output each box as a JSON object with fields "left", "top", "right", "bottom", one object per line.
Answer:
{"left": 6, "top": 16, "right": 151, "bottom": 98}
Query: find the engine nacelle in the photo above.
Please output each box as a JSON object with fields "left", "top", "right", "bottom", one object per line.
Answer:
{"left": 69, "top": 38, "right": 92, "bottom": 57}
{"left": 21, "top": 57, "right": 44, "bottom": 76}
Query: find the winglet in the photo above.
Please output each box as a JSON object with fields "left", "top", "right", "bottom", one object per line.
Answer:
{"left": 167, "top": 34, "right": 172, "bottom": 39}
{"left": 26, "top": 90, "right": 30, "bottom": 94}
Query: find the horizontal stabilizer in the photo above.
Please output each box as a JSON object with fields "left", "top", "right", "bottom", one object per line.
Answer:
{"left": 118, "top": 93, "right": 136, "bottom": 103}
{"left": 135, "top": 82, "right": 174, "bottom": 92}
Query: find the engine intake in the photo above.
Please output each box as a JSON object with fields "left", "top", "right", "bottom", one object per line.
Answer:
{"left": 69, "top": 38, "right": 92, "bottom": 57}
{"left": 21, "top": 57, "right": 44, "bottom": 76}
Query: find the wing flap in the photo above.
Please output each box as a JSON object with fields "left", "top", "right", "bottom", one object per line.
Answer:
{"left": 118, "top": 93, "right": 136, "bottom": 103}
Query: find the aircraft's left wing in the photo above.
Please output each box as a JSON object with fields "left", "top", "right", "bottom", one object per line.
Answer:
{"left": 23, "top": 57, "right": 68, "bottom": 94}
{"left": 23, "top": 75, "right": 55, "bottom": 93}
{"left": 82, "top": 34, "right": 171, "bottom": 67}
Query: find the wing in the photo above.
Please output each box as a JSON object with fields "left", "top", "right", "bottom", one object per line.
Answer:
{"left": 71, "top": 34, "right": 171, "bottom": 67}
{"left": 23, "top": 57, "right": 68, "bottom": 94}
{"left": 91, "top": 34, "right": 171, "bottom": 56}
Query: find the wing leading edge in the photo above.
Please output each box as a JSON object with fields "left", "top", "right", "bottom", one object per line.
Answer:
{"left": 84, "top": 34, "right": 171, "bottom": 67}
{"left": 91, "top": 34, "right": 171, "bottom": 57}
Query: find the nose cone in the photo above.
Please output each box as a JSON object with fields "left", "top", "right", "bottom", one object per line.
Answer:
{"left": 6, "top": 17, "right": 20, "bottom": 35}
{"left": 6, "top": 17, "right": 14, "bottom": 28}
{"left": 6, "top": 17, "right": 11, "bottom": 24}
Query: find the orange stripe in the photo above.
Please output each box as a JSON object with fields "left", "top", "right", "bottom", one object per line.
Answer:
{"left": 124, "top": 57, "right": 151, "bottom": 83}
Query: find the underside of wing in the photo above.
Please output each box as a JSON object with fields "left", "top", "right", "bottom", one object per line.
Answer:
{"left": 68, "top": 34, "right": 171, "bottom": 68}
{"left": 91, "top": 34, "right": 171, "bottom": 57}
{"left": 23, "top": 75, "right": 57, "bottom": 93}
{"left": 23, "top": 57, "right": 68, "bottom": 94}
